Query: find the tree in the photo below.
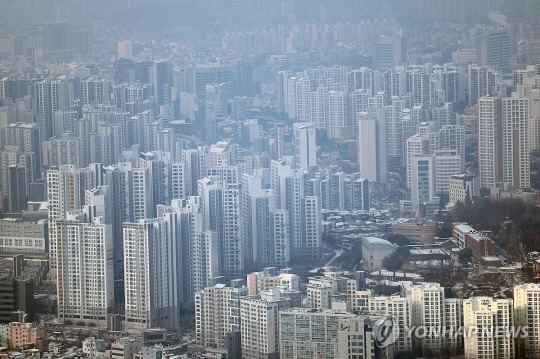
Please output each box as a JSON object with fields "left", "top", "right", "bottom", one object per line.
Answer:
{"left": 382, "top": 252, "right": 405, "bottom": 271}
{"left": 386, "top": 233, "right": 411, "bottom": 246}
{"left": 458, "top": 248, "right": 473, "bottom": 265}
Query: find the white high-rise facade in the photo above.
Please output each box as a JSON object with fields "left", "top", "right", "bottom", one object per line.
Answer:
{"left": 434, "top": 149, "right": 462, "bottom": 195}
{"left": 326, "top": 91, "right": 349, "bottom": 139}
{"left": 410, "top": 155, "right": 435, "bottom": 211}
{"left": 368, "top": 296, "right": 412, "bottom": 353}
{"left": 358, "top": 109, "right": 387, "bottom": 183}
{"left": 195, "top": 283, "right": 248, "bottom": 350}
{"left": 502, "top": 94, "right": 530, "bottom": 188}
{"left": 478, "top": 97, "right": 503, "bottom": 189}
{"left": 199, "top": 178, "right": 243, "bottom": 278}
{"left": 514, "top": 283, "right": 540, "bottom": 358}
{"left": 463, "top": 297, "right": 514, "bottom": 359}
{"left": 47, "top": 164, "right": 100, "bottom": 279}
{"left": 123, "top": 213, "right": 182, "bottom": 334}
{"left": 409, "top": 283, "right": 445, "bottom": 357}
{"left": 240, "top": 289, "right": 290, "bottom": 359}
{"left": 468, "top": 65, "right": 501, "bottom": 106}
{"left": 57, "top": 212, "right": 113, "bottom": 327}
{"left": 293, "top": 122, "right": 316, "bottom": 172}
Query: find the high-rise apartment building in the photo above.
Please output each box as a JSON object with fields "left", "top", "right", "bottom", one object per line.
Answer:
{"left": 502, "top": 94, "right": 530, "bottom": 188}
{"left": 514, "top": 283, "right": 540, "bottom": 358}
{"left": 326, "top": 91, "right": 349, "bottom": 140}
{"left": 240, "top": 288, "right": 290, "bottom": 359}
{"left": 47, "top": 164, "right": 101, "bottom": 279}
{"left": 410, "top": 155, "right": 435, "bottom": 211}
{"left": 293, "top": 123, "right": 316, "bottom": 172}
{"left": 368, "top": 295, "right": 412, "bottom": 353}
{"left": 468, "top": 65, "right": 501, "bottom": 106}
{"left": 478, "top": 97, "right": 503, "bottom": 189}
{"left": 199, "top": 178, "right": 243, "bottom": 278}
{"left": 463, "top": 297, "right": 514, "bottom": 359}
{"left": 280, "top": 310, "right": 392, "bottom": 359}
{"left": 195, "top": 282, "right": 248, "bottom": 350}
{"left": 358, "top": 109, "right": 387, "bottom": 183}
{"left": 123, "top": 213, "right": 182, "bottom": 334}
{"left": 56, "top": 210, "right": 113, "bottom": 327}
{"left": 408, "top": 283, "right": 445, "bottom": 357}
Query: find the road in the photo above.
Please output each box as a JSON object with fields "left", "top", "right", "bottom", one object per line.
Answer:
{"left": 324, "top": 249, "right": 344, "bottom": 267}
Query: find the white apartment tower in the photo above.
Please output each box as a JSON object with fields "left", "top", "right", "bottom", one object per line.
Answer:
{"left": 326, "top": 91, "right": 349, "bottom": 139}
{"left": 293, "top": 122, "right": 316, "bottom": 172}
{"left": 368, "top": 295, "right": 412, "bottom": 353}
{"left": 462, "top": 297, "right": 514, "bottom": 359}
{"left": 240, "top": 289, "right": 290, "bottom": 359}
{"left": 514, "top": 283, "right": 540, "bottom": 358}
{"left": 410, "top": 155, "right": 435, "bottom": 211}
{"left": 468, "top": 65, "right": 501, "bottom": 106}
{"left": 195, "top": 283, "right": 248, "bottom": 350}
{"left": 478, "top": 97, "right": 503, "bottom": 189}
{"left": 434, "top": 149, "right": 462, "bottom": 195}
{"left": 123, "top": 213, "right": 182, "bottom": 334}
{"left": 358, "top": 109, "right": 387, "bottom": 183}
{"left": 502, "top": 94, "right": 530, "bottom": 188}
{"left": 57, "top": 211, "right": 114, "bottom": 327}
{"left": 198, "top": 178, "right": 243, "bottom": 278}
{"left": 47, "top": 164, "right": 101, "bottom": 279}
{"left": 409, "top": 283, "right": 445, "bottom": 357}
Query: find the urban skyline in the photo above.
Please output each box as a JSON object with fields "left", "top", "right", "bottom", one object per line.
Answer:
{"left": 0, "top": 1, "right": 539, "bottom": 358}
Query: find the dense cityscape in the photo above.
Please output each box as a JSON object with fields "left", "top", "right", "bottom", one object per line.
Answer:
{"left": 0, "top": 0, "right": 540, "bottom": 358}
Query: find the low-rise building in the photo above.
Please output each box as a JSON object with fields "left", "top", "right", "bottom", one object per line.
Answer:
{"left": 0, "top": 219, "right": 47, "bottom": 255}
{"left": 246, "top": 268, "right": 300, "bottom": 296}
{"left": 362, "top": 237, "right": 397, "bottom": 270}
{"left": 280, "top": 308, "right": 394, "bottom": 359}
{"left": 9, "top": 320, "right": 45, "bottom": 349}
{"left": 449, "top": 174, "right": 480, "bottom": 204}
{"left": 82, "top": 337, "right": 106, "bottom": 357}
{"left": 392, "top": 221, "right": 438, "bottom": 244}
{"left": 111, "top": 337, "right": 143, "bottom": 359}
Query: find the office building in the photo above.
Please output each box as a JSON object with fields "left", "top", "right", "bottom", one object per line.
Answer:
{"left": 7, "top": 165, "right": 26, "bottom": 213}
{"left": 476, "top": 27, "right": 511, "bottom": 71}
{"left": 373, "top": 36, "right": 407, "bottom": 71}
{"left": 0, "top": 218, "right": 47, "bottom": 255}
